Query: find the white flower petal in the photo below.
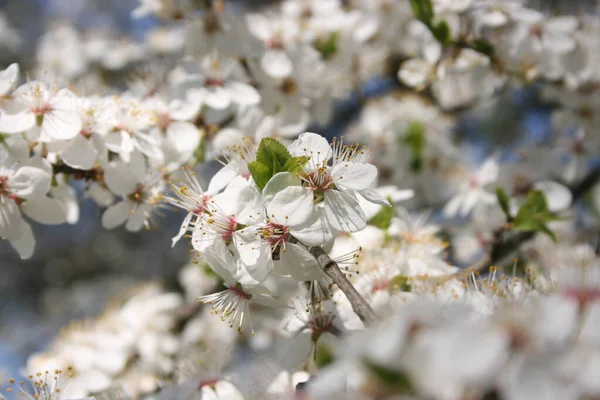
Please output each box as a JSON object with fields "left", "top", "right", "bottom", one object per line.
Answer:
{"left": 21, "top": 197, "right": 67, "bottom": 225}
{"left": 331, "top": 162, "right": 378, "bottom": 191}
{"left": 280, "top": 242, "right": 326, "bottom": 281}
{"left": 125, "top": 203, "right": 152, "bottom": 232}
{"left": 203, "top": 239, "right": 238, "bottom": 285}
{"left": 292, "top": 206, "right": 336, "bottom": 246}
{"left": 42, "top": 110, "right": 82, "bottom": 140}
{"left": 207, "top": 166, "right": 239, "bottom": 195}
{"left": 245, "top": 13, "right": 272, "bottom": 41}
{"left": 102, "top": 201, "right": 134, "bottom": 229}
{"left": 225, "top": 82, "right": 261, "bottom": 106}
{"left": 103, "top": 162, "right": 138, "bottom": 196}
{"left": 0, "top": 110, "right": 36, "bottom": 134}
{"left": 398, "top": 59, "right": 431, "bottom": 88}
{"left": 172, "top": 212, "right": 193, "bottom": 247}
{"left": 61, "top": 135, "right": 97, "bottom": 170}
{"left": 235, "top": 186, "right": 264, "bottom": 224}
{"left": 166, "top": 121, "right": 200, "bottom": 154}
{"left": 262, "top": 171, "right": 302, "bottom": 202}
{"left": 545, "top": 16, "right": 578, "bottom": 34}
{"left": 534, "top": 180, "right": 572, "bottom": 212}
{"left": 287, "top": 132, "right": 331, "bottom": 165}
{"left": 215, "top": 381, "right": 245, "bottom": 400}
{"left": 11, "top": 166, "right": 51, "bottom": 199}
{"left": 261, "top": 49, "right": 293, "bottom": 79}
{"left": 204, "top": 87, "right": 231, "bottom": 110}
{"left": 267, "top": 186, "right": 313, "bottom": 226}
{"left": 50, "top": 184, "right": 79, "bottom": 225}
{"left": 0, "top": 63, "right": 19, "bottom": 97}
{"left": 10, "top": 220, "right": 35, "bottom": 260}
{"left": 323, "top": 190, "right": 366, "bottom": 233}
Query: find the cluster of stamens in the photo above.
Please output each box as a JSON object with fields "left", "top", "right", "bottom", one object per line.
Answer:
{"left": 6, "top": 368, "right": 74, "bottom": 400}
{"left": 198, "top": 284, "right": 254, "bottom": 335}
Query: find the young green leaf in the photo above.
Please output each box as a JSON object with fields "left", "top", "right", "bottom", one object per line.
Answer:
{"left": 473, "top": 38, "right": 495, "bottom": 56}
{"left": 402, "top": 122, "right": 426, "bottom": 173}
{"left": 365, "top": 361, "right": 413, "bottom": 392}
{"left": 256, "top": 137, "right": 292, "bottom": 171}
{"left": 314, "top": 32, "right": 339, "bottom": 60}
{"left": 283, "top": 155, "right": 308, "bottom": 174}
{"left": 409, "top": 0, "right": 434, "bottom": 24}
{"left": 513, "top": 190, "right": 561, "bottom": 242}
{"left": 368, "top": 196, "right": 396, "bottom": 230}
{"left": 431, "top": 18, "right": 452, "bottom": 45}
{"left": 495, "top": 187, "right": 511, "bottom": 219}
{"left": 248, "top": 160, "right": 271, "bottom": 192}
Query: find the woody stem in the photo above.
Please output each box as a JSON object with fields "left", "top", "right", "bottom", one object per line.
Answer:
{"left": 309, "top": 245, "right": 378, "bottom": 325}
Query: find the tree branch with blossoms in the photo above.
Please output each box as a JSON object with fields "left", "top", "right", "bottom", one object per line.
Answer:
{"left": 309, "top": 245, "right": 378, "bottom": 325}
{"left": 466, "top": 162, "right": 600, "bottom": 274}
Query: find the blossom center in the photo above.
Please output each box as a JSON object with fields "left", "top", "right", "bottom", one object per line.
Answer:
{"left": 0, "top": 175, "right": 9, "bottom": 195}
{"left": 261, "top": 222, "right": 290, "bottom": 247}
{"left": 31, "top": 104, "right": 54, "bottom": 116}
{"left": 205, "top": 214, "right": 237, "bottom": 240}
{"left": 229, "top": 284, "right": 252, "bottom": 300}
{"left": 156, "top": 112, "right": 171, "bottom": 130}
{"left": 300, "top": 167, "right": 333, "bottom": 195}
{"left": 308, "top": 314, "right": 334, "bottom": 342}
{"left": 205, "top": 77, "right": 225, "bottom": 87}
{"left": 193, "top": 194, "right": 212, "bottom": 215}
{"left": 198, "top": 378, "right": 219, "bottom": 390}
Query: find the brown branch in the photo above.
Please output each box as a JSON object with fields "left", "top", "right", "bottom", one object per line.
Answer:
{"left": 309, "top": 246, "right": 378, "bottom": 325}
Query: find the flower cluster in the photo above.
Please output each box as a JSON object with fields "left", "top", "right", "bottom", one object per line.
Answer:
{"left": 164, "top": 132, "right": 400, "bottom": 333}
{"left": 5, "top": 0, "right": 600, "bottom": 399}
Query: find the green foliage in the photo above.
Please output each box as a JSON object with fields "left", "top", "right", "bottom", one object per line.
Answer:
{"left": 389, "top": 275, "right": 412, "bottom": 293}
{"left": 365, "top": 361, "right": 413, "bottom": 392}
{"left": 409, "top": 0, "right": 434, "bottom": 24}
{"left": 368, "top": 196, "right": 396, "bottom": 230}
{"left": 256, "top": 138, "right": 291, "bottom": 170}
{"left": 431, "top": 18, "right": 452, "bottom": 44}
{"left": 513, "top": 190, "right": 563, "bottom": 242}
{"left": 314, "top": 32, "right": 338, "bottom": 60}
{"left": 192, "top": 135, "right": 206, "bottom": 164}
{"left": 473, "top": 38, "right": 495, "bottom": 56}
{"left": 402, "top": 122, "right": 426, "bottom": 173}
{"left": 314, "top": 341, "right": 335, "bottom": 368}
{"left": 409, "top": 0, "right": 495, "bottom": 56}
{"left": 248, "top": 161, "right": 271, "bottom": 192}
{"left": 283, "top": 155, "right": 307, "bottom": 175}
{"left": 495, "top": 187, "right": 511, "bottom": 220}
{"left": 249, "top": 138, "right": 307, "bottom": 191}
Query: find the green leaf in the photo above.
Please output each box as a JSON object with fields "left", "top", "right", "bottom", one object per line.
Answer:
{"left": 192, "top": 136, "right": 206, "bottom": 164}
{"left": 365, "top": 361, "right": 413, "bottom": 392}
{"left": 402, "top": 122, "right": 426, "bottom": 173}
{"left": 250, "top": 138, "right": 295, "bottom": 191}
{"left": 248, "top": 161, "right": 271, "bottom": 192}
{"left": 256, "top": 137, "right": 292, "bottom": 171}
{"left": 473, "top": 38, "right": 495, "bottom": 56}
{"left": 314, "top": 32, "right": 339, "bottom": 60}
{"left": 368, "top": 196, "right": 396, "bottom": 230}
{"left": 283, "top": 155, "right": 307, "bottom": 174}
{"left": 409, "top": 0, "right": 434, "bottom": 24}
{"left": 513, "top": 190, "right": 561, "bottom": 242}
{"left": 495, "top": 187, "right": 511, "bottom": 219}
{"left": 389, "top": 275, "right": 412, "bottom": 293}
{"left": 431, "top": 18, "right": 452, "bottom": 45}
{"left": 314, "top": 341, "right": 335, "bottom": 368}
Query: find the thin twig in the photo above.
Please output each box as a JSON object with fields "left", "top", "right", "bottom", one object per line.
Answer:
{"left": 309, "top": 246, "right": 378, "bottom": 325}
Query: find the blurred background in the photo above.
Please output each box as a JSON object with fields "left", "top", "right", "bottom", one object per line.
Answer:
{"left": 0, "top": 0, "right": 588, "bottom": 383}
